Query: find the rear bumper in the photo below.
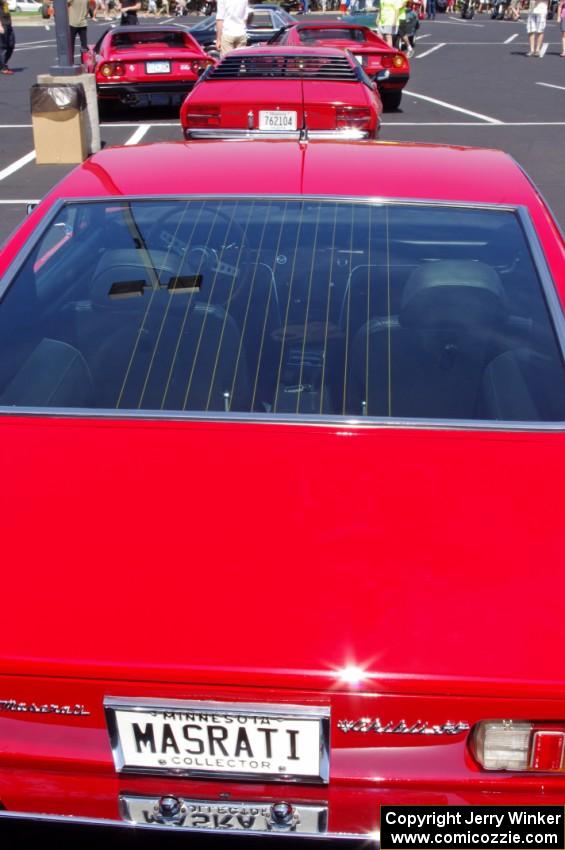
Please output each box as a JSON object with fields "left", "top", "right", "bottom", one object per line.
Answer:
{"left": 97, "top": 81, "right": 195, "bottom": 104}
{"left": 183, "top": 128, "right": 372, "bottom": 140}
{"left": 373, "top": 73, "right": 409, "bottom": 90}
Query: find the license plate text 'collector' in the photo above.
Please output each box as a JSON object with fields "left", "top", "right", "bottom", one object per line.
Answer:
{"left": 105, "top": 698, "right": 330, "bottom": 783}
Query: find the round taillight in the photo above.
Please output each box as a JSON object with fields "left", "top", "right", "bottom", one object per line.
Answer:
{"left": 393, "top": 54, "right": 405, "bottom": 68}
{"left": 113, "top": 63, "right": 125, "bottom": 76}
{"left": 100, "top": 63, "right": 113, "bottom": 77}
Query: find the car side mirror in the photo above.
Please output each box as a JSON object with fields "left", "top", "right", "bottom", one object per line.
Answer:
{"left": 376, "top": 70, "right": 390, "bottom": 82}
{"left": 26, "top": 203, "right": 38, "bottom": 216}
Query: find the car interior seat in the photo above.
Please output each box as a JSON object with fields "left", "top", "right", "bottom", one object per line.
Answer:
{"left": 80, "top": 249, "right": 251, "bottom": 412}
{"left": 346, "top": 260, "right": 507, "bottom": 419}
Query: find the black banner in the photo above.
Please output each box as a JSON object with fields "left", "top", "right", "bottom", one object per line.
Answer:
{"left": 380, "top": 806, "right": 565, "bottom": 849}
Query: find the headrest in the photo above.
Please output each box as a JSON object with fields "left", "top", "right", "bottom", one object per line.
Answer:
{"left": 400, "top": 261, "right": 506, "bottom": 330}
{"left": 90, "top": 250, "right": 191, "bottom": 308}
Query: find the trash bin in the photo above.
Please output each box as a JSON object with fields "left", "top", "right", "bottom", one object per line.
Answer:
{"left": 30, "top": 84, "right": 88, "bottom": 165}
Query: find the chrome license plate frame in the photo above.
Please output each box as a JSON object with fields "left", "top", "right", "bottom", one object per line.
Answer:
{"left": 105, "top": 697, "right": 330, "bottom": 784}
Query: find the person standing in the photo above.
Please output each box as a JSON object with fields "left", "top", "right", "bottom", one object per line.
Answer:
{"left": 120, "top": 0, "right": 141, "bottom": 24}
{"left": 0, "top": 0, "right": 15, "bottom": 76}
{"left": 216, "top": 0, "right": 250, "bottom": 56}
{"left": 378, "top": 0, "right": 401, "bottom": 45}
{"left": 68, "top": 0, "right": 89, "bottom": 60}
{"left": 526, "top": 0, "right": 548, "bottom": 54}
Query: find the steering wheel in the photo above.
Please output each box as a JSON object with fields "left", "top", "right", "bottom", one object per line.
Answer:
{"left": 148, "top": 204, "right": 252, "bottom": 308}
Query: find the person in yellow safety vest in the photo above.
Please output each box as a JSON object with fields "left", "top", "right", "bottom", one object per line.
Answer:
{"left": 378, "top": 0, "right": 404, "bottom": 46}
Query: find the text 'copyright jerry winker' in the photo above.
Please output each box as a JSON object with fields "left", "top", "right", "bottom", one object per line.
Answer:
{"left": 380, "top": 806, "right": 565, "bottom": 849}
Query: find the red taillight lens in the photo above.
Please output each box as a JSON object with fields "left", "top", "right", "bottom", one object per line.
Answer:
{"left": 381, "top": 55, "right": 393, "bottom": 68}
{"left": 474, "top": 721, "right": 565, "bottom": 772}
{"left": 336, "top": 106, "right": 372, "bottom": 130}
{"left": 185, "top": 105, "right": 221, "bottom": 127}
{"left": 99, "top": 62, "right": 124, "bottom": 78}
{"left": 531, "top": 730, "right": 565, "bottom": 771}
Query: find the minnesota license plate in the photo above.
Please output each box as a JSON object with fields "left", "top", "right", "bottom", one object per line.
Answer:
{"left": 146, "top": 61, "right": 171, "bottom": 74}
{"left": 120, "top": 795, "right": 328, "bottom": 834}
{"left": 105, "top": 698, "right": 330, "bottom": 783}
{"left": 258, "top": 110, "right": 297, "bottom": 131}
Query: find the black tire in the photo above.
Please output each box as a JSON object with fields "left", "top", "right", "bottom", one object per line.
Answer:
{"left": 382, "top": 91, "right": 402, "bottom": 111}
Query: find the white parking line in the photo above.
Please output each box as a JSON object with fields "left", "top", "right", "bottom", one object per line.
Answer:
{"left": 0, "top": 199, "right": 40, "bottom": 204}
{"left": 385, "top": 121, "right": 565, "bottom": 125}
{"left": 15, "top": 38, "right": 56, "bottom": 47}
{"left": 536, "top": 81, "right": 565, "bottom": 91}
{"left": 415, "top": 43, "right": 445, "bottom": 59}
{"left": 504, "top": 33, "right": 519, "bottom": 43}
{"left": 441, "top": 16, "right": 484, "bottom": 25}
{"left": 416, "top": 33, "right": 431, "bottom": 39}
{"left": 539, "top": 42, "right": 548, "bottom": 57}
{"left": 0, "top": 152, "right": 36, "bottom": 183}
{"left": 15, "top": 44, "right": 56, "bottom": 51}
{"left": 406, "top": 90, "right": 502, "bottom": 123}
{"left": 124, "top": 125, "right": 152, "bottom": 145}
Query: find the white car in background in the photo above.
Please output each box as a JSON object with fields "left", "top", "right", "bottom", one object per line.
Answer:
{"left": 8, "top": 0, "right": 43, "bottom": 11}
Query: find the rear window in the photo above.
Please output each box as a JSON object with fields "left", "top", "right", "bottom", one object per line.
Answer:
{"left": 1, "top": 198, "right": 564, "bottom": 423}
{"left": 298, "top": 27, "right": 367, "bottom": 43}
{"left": 111, "top": 30, "right": 188, "bottom": 48}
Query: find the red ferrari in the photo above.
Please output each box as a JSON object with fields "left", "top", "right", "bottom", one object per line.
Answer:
{"left": 82, "top": 25, "right": 215, "bottom": 111}
{"left": 180, "top": 46, "right": 383, "bottom": 139}
{"left": 1, "top": 140, "right": 565, "bottom": 841}
{"left": 269, "top": 22, "right": 410, "bottom": 110}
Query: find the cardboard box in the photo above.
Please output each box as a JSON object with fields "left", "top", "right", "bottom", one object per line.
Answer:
{"left": 31, "top": 84, "right": 88, "bottom": 165}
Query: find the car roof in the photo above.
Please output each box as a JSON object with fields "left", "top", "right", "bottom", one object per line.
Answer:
{"left": 292, "top": 21, "right": 370, "bottom": 28}
{"left": 108, "top": 24, "right": 192, "bottom": 35}
{"left": 48, "top": 140, "right": 539, "bottom": 210}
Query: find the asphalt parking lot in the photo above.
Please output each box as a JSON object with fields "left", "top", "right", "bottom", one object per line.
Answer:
{"left": 0, "top": 11, "right": 564, "bottom": 245}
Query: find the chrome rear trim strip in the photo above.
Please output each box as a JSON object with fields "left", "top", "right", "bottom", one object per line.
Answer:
{"left": 0, "top": 810, "right": 375, "bottom": 843}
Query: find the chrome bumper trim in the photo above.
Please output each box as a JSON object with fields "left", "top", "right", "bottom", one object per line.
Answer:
{"left": 184, "top": 129, "right": 370, "bottom": 140}
{"left": 0, "top": 810, "right": 375, "bottom": 843}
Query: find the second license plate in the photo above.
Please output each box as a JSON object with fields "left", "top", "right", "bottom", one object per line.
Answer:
{"left": 146, "top": 61, "right": 171, "bottom": 74}
{"left": 259, "top": 110, "right": 297, "bottom": 131}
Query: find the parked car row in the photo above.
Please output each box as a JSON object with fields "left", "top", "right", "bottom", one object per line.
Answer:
{"left": 83, "top": 19, "right": 410, "bottom": 138}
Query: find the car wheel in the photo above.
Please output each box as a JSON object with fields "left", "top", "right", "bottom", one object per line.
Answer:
{"left": 382, "top": 91, "right": 402, "bottom": 111}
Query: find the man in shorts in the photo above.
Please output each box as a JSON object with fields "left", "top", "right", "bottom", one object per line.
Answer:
{"left": 216, "top": 0, "right": 250, "bottom": 56}
{"left": 378, "top": 0, "right": 402, "bottom": 45}
{"left": 526, "top": 0, "right": 548, "bottom": 55}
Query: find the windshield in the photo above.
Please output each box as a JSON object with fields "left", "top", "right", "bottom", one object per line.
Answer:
{"left": 298, "top": 27, "right": 367, "bottom": 42}
{"left": 111, "top": 30, "right": 188, "bottom": 48}
{"left": 1, "top": 198, "right": 564, "bottom": 422}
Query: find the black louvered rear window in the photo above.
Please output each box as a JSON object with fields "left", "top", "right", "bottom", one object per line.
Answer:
{"left": 210, "top": 53, "right": 359, "bottom": 80}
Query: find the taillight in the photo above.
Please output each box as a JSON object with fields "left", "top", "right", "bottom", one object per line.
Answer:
{"left": 99, "top": 62, "right": 124, "bottom": 78}
{"left": 474, "top": 721, "right": 565, "bottom": 771}
{"left": 392, "top": 53, "right": 406, "bottom": 68}
{"left": 184, "top": 105, "right": 221, "bottom": 127}
{"left": 336, "top": 106, "right": 372, "bottom": 130}
{"left": 381, "top": 55, "right": 392, "bottom": 68}
{"left": 191, "top": 59, "right": 212, "bottom": 74}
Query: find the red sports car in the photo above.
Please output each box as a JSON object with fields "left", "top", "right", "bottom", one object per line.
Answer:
{"left": 180, "top": 46, "right": 383, "bottom": 139}
{"left": 1, "top": 140, "right": 565, "bottom": 842}
{"left": 82, "top": 25, "right": 215, "bottom": 111}
{"left": 269, "top": 22, "right": 410, "bottom": 110}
